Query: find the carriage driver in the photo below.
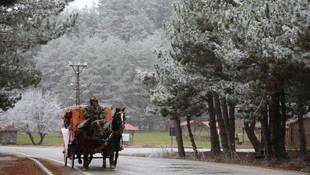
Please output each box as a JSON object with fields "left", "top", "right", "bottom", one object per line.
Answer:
{"left": 83, "top": 96, "right": 105, "bottom": 122}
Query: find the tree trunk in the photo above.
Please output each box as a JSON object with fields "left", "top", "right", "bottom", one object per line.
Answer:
{"left": 165, "top": 118, "right": 170, "bottom": 132}
{"left": 38, "top": 133, "right": 46, "bottom": 145}
{"left": 148, "top": 118, "right": 154, "bottom": 132}
{"left": 221, "top": 97, "right": 233, "bottom": 154}
{"left": 270, "top": 80, "right": 287, "bottom": 159}
{"left": 213, "top": 92, "right": 229, "bottom": 158}
{"left": 174, "top": 119, "right": 185, "bottom": 158}
{"left": 186, "top": 116, "right": 199, "bottom": 160}
{"left": 138, "top": 121, "right": 142, "bottom": 131}
{"left": 278, "top": 83, "right": 288, "bottom": 158}
{"left": 261, "top": 102, "right": 272, "bottom": 160}
{"left": 243, "top": 119, "right": 261, "bottom": 152}
{"left": 297, "top": 98, "right": 307, "bottom": 156}
{"left": 206, "top": 91, "right": 220, "bottom": 157}
{"left": 228, "top": 101, "right": 236, "bottom": 152}
{"left": 131, "top": 132, "right": 135, "bottom": 145}
{"left": 26, "top": 131, "right": 36, "bottom": 145}
{"left": 297, "top": 115, "right": 307, "bottom": 156}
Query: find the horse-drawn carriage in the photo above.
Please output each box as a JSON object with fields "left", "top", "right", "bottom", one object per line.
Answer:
{"left": 60, "top": 105, "right": 125, "bottom": 170}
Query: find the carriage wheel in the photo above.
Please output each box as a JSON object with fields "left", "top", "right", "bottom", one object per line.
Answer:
{"left": 64, "top": 152, "right": 68, "bottom": 166}
{"left": 71, "top": 154, "right": 75, "bottom": 168}
{"left": 63, "top": 148, "right": 68, "bottom": 166}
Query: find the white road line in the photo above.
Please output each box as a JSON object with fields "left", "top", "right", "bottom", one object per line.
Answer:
{"left": 16, "top": 152, "right": 91, "bottom": 175}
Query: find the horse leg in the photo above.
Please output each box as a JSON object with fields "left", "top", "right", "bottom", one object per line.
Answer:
{"left": 78, "top": 154, "right": 82, "bottom": 164}
{"left": 114, "top": 151, "right": 119, "bottom": 167}
{"left": 102, "top": 156, "right": 106, "bottom": 168}
{"left": 77, "top": 149, "right": 82, "bottom": 164}
{"left": 86, "top": 154, "right": 93, "bottom": 169}
{"left": 110, "top": 152, "right": 115, "bottom": 169}
{"left": 82, "top": 153, "right": 88, "bottom": 170}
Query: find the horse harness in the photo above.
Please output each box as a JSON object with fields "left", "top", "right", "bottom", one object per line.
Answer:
{"left": 110, "top": 111, "right": 125, "bottom": 135}
{"left": 77, "top": 111, "right": 125, "bottom": 143}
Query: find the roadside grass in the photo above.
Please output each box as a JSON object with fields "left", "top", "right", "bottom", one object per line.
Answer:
{"left": 132, "top": 132, "right": 212, "bottom": 148}
{"left": 17, "top": 131, "right": 251, "bottom": 147}
{"left": 17, "top": 133, "right": 63, "bottom": 145}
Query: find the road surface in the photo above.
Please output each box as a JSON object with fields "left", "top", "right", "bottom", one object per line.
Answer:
{"left": 0, "top": 146, "right": 306, "bottom": 175}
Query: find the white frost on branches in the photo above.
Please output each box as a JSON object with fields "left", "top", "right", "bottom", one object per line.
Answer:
{"left": 216, "top": 0, "right": 310, "bottom": 66}
{"left": 0, "top": 89, "right": 63, "bottom": 134}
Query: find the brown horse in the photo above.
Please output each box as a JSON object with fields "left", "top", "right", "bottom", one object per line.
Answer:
{"left": 101, "top": 107, "right": 126, "bottom": 169}
{"left": 75, "top": 118, "right": 111, "bottom": 170}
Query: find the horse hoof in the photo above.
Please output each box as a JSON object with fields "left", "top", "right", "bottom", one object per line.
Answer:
{"left": 102, "top": 165, "right": 106, "bottom": 168}
{"left": 82, "top": 168, "right": 87, "bottom": 171}
{"left": 110, "top": 165, "right": 115, "bottom": 169}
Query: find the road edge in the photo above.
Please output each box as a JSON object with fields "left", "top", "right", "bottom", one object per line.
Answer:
{"left": 26, "top": 156, "right": 54, "bottom": 175}
{"left": 16, "top": 152, "right": 88, "bottom": 175}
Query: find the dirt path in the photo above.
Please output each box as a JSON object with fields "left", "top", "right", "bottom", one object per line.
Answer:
{"left": 0, "top": 154, "right": 43, "bottom": 175}
{"left": 0, "top": 154, "right": 81, "bottom": 175}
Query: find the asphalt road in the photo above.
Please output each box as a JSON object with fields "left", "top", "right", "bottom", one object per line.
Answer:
{"left": 0, "top": 146, "right": 306, "bottom": 175}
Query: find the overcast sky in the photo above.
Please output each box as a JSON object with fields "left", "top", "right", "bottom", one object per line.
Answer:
{"left": 68, "top": 0, "right": 98, "bottom": 9}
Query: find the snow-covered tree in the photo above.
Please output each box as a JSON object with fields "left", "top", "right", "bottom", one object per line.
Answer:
{"left": 165, "top": 0, "right": 239, "bottom": 157}
{"left": 97, "top": 0, "right": 155, "bottom": 41}
{"left": 0, "top": 0, "right": 77, "bottom": 111}
{"left": 138, "top": 52, "right": 206, "bottom": 159}
{"left": 163, "top": 0, "right": 310, "bottom": 159}
{"left": 215, "top": 0, "right": 310, "bottom": 158}
{"left": 27, "top": 0, "right": 179, "bottom": 131}
{"left": 1, "top": 89, "right": 63, "bottom": 145}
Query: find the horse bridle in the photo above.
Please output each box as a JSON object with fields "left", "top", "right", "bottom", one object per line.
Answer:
{"left": 111, "top": 111, "right": 125, "bottom": 134}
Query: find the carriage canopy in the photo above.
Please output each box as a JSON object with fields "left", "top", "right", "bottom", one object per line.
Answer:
{"left": 62, "top": 105, "right": 113, "bottom": 136}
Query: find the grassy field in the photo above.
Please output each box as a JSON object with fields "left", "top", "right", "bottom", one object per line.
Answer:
{"left": 16, "top": 132, "right": 251, "bottom": 147}
{"left": 17, "top": 133, "right": 64, "bottom": 145}
{"left": 132, "top": 132, "right": 212, "bottom": 147}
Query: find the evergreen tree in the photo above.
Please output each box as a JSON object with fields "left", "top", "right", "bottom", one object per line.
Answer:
{"left": 165, "top": 0, "right": 310, "bottom": 159}
{"left": 215, "top": 0, "right": 310, "bottom": 159}
{"left": 28, "top": 0, "right": 186, "bottom": 130}
{"left": 97, "top": 0, "right": 155, "bottom": 41}
{"left": 138, "top": 54, "right": 205, "bottom": 158}
{"left": 165, "top": 0, "right": 237, "bottom": 157}
{"left": 0, "top": 0, "right": 77, "bottom": 111}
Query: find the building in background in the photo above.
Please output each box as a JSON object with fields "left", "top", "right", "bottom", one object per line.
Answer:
{"left": 287, "top": 114, "right": 310, "bottom": 149}
{"left": 0, "top": 125, "right": 19, "bottom": 145}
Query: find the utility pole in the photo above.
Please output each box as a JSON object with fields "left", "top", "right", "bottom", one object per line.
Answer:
{"left": 69, "top": 61, "right": 87, "bottom": 105}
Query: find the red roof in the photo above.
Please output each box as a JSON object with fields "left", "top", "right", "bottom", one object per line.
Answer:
{"left": 124, "top": 124, "right": 139, "bottom": 131}
{"left": 180, "top": 120, "right": 195, "bottom": 126}
{"left": 180, "top": 120, "right": 219, "bottom": 127}
{"left": 287, "top": 114, "right": 310, "bottom": 125}
{"left": 0, "top": 125, "right": 19, "bottom": 132}
{"left": 201, "top": 121, "right": 219, "bottom": 127}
